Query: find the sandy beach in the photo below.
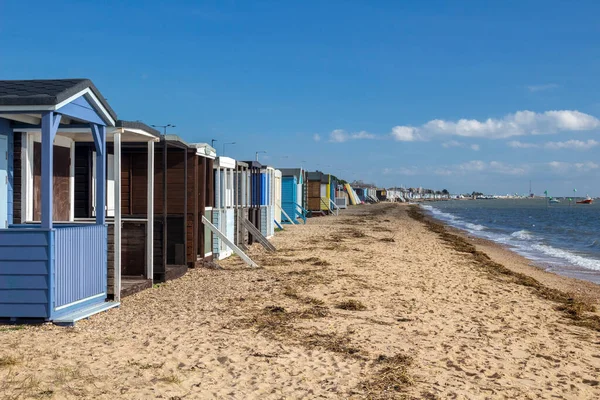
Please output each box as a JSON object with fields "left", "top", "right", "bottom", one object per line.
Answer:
{"left": 1, "top": 203, "right": 600, "bottom": 399}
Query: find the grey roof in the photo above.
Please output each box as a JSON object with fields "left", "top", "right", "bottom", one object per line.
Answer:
{"left": 236, "top": 161, "right": 249, "bottom": 168}
{"left": 242, "top": 161, "right": 263, "bottom": 169}
{"left": 0, "top": 79, "right": 117, "bottom": 121}
{"left": 116, "top": 120, "right": 160, "bottom": 136}
{"left": 307, "top": 171, "right": 323, "bottom": 181}
{"left": 279, "top": 168, "right": 302, "bottom": 178}
{"left": 163, "top": 134, "right": 190, "bottom": 148}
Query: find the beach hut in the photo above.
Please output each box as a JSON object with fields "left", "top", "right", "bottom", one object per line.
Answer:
{"left": 0, "top": 79, "right": 120, "bottom": 322}
{"left": 320, "top": 173, "right": 330, "bottom": 213}
{"left": 188, "top": 143, "right": 216, "bottom": 264}
{"left": 213, "top": 156, "right": 236, "bottom": 259}
{"left": 69, "top": 121, "right": 159, "bottom": 299}
{"left": 279, "top": 168, "right": 305, "bottom": 223}
{"left": 376, "top": 189, "right": 387, "bottom": 201}
{"left": 307, "top": 171, "right": 323, "bottom": 214}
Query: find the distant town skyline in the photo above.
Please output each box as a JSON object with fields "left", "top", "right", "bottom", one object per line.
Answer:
{"left": 1, "top": 0, "right": 599, "bottom": 195}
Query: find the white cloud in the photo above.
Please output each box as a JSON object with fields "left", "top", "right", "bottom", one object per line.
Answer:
{"left": 392, "top": 110, "right": 600, "bottom": 140}
{"left": 313, "top": 133, "right": 321, "bottom": 142}
{"left": 508, "top": 140, "right": 538, "bottom": 148}
{"left": 330, "top": 129, "right": 347, "bottom": 143}
{"left": 437, "top": 160, "right": 530, "bottom": 176}
{"left": 442, "top": 140, "right": 461, "bottom": 148}
{"left": 544, "top": 139, "right": 599, "bottom": 150}
{"left": 390, "top": 126, "right": 420, "bottom": 142}
{"left": 548, "top": 161, "right": 599, "bottom": 174}
{"left": 441, "top": 140, "right": 480, "bottom": 151}
{"left": 329, "top": 129, "right": 376, "bottom": 143}
{"left": 488, "top": 161, "right": 528, "bottom": 175}
{"left": 392, "top": 159, "right": 599, "bottom": 180}
{"left": 352, "top": 131, "right": 376, "bottom": 140}
{"left": 527, "top": 83, "right": 559, "bottom": 92}
{"left": 457, "top": 160, "right": 487, "bottom": 172}
{"left": 508, "top": 139, "right": 599, "bottom": 150}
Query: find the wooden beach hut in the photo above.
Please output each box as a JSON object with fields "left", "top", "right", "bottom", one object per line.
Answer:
{"left": 60, "top": 121, "right": 159, "bottom": 299}
{"left": 71, "top": 129, "right": 210, "bottom": 297}
{"left": 306, "top": 171, "right": 321, "bottom": 213}
{"left": 188, "top": 143, "right": 216, "bottom": 265}
{"left": 0, "top": 79, "right": 120, "bottom": 323}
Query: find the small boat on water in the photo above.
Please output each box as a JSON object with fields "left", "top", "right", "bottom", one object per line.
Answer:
{"left": 549, "top": 198, "right": 560, "bottom": 204}
{"left": 577, "top": 195, "right": 593, "bottom": 204}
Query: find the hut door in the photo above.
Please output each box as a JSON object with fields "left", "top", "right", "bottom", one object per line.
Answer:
{"left": 33, "top": 142, "right": 71, "bottom": 221}
{"left": 0, "top": 136, "right": 7, "bottom": 227}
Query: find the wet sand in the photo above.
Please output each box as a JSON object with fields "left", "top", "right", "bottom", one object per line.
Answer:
{"left": 1, "top": 203, "right": 600, "bottom": 399}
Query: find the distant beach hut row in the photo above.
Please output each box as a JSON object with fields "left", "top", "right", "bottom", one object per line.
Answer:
{"left": 0, "top": 79, "right": 404, "bottom": 325}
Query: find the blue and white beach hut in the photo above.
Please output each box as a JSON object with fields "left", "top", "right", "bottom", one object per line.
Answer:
{"left": 0, "top": 79, "right": 118, "bottom": 323}
{"left": 279, "top": 168, "right": 303, "bottom": 223}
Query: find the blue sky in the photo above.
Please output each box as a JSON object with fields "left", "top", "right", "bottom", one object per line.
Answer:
{"left": 1, "top": 0, "right": 599, "bottom": 196}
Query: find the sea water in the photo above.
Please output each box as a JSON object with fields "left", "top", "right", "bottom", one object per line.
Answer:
{"left": 422, "top": 199, "right": 600, "bottom": 284}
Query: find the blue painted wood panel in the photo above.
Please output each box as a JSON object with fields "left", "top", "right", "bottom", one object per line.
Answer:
{"left": 56, "top": 95, "right": 106, "bottom": 126}
{"left": 0, "top": 304, "right": 49, "bottom": 318}
{"left": 260, "top": 173, "right": 267, "bottom": 205}
{"left": 0, "top": 229, "right": 51, "bottom": 318}
{"left": 0, "top": 290, "right": 48, "bottom": 303}
{"left": 281, "top": 176, "right": 297, "bottom": 222}
{"left": 1, "top": 262, "right": 49, "bottom": 275}
{"left": 1, "top": 246, "right": 50, "bottom": 260}
{"left": 53, "top": 225, "right": 106, "bottom": 309}
{"left": 0, "top": 275, "right": 49, "bottom": 289}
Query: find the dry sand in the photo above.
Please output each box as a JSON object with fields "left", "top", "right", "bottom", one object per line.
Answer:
{"left": 1, "top": 203, "right": 600, "bottom": 399}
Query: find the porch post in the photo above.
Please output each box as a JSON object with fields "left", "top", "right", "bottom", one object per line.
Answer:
{"left": 146, "top": 141, "right": 155, "bottom": 280}
{"left": 41, "top": 112, "right": 61, "bottom": 230}
{"left": 114, "top": 130, "right": 122, "bottom": 301}
{"left": 183, "top": 148, "right": 187, "bottom": 265}
{"left": 162, "top": 138, "right": 167, "bottom": 274}
{"left": 91, "top": 124, "right": 106, "bottom": 225}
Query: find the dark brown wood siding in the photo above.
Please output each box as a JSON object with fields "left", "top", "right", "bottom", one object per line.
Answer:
{"left": 121, "top": 152, "right": 131, "bottom": 215}
{"left": 187, "top": 151, "right": 198, "bottom": 264}
{"left": 122, "top": 222, "right": 146, "bottom": 276}
{"left": 131, "top": 152, "right": 148, "bottom": 215}
{"left": 154, "top": 219, "right": 164, "bottom": 278}
{"left": 33, "top": 142, "right": 71, "bottom": 221}
{"left": 107, "top": 224, "right": 115, "bottom": 296}
{"left": 74, "top": 144, "right": 91, "bottom": 218}
{"left": 307, "top": 181, "right": 321, "bottom": 211}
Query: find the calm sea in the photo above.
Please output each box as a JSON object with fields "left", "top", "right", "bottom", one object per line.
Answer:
{"left": 422, "top": 199, "right": 600, "bottom": 284}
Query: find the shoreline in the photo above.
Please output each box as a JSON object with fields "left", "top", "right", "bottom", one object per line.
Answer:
{"left": 418, "top": 204, "right": 600, "bottom": 305}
